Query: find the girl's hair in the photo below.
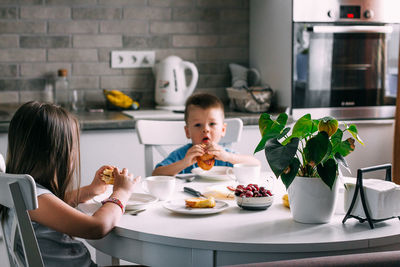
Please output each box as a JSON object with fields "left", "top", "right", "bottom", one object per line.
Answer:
{"left": 6, "top": 101, "right": 81, "bottom": 202}
{"left": 184, "top": 93, "right": 224, "bottom": 123}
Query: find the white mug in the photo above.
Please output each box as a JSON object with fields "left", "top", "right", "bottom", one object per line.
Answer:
{"left": 226, "top": 164, "right": 261, "bottom": 184}
{"left": 142, "top": 176, "right": 175, "bottom": 201}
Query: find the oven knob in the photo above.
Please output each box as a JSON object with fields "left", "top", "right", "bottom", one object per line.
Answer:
{"left": 364, "top": 10, "right": 373, "bottom": 19}
{"left": 327, "top": 10, "right": 334, "bottom": 18}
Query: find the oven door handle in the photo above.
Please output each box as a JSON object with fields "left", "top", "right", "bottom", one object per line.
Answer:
{"left": 308, "top": 25, "right": 393, "bottom": 34}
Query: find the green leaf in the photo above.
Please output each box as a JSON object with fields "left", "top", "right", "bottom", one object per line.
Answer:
{"left": 331, "top": 128, "right": 343, "bottom": 152}
{"left": 276, "top": 112, "right": 288, "bottom": 126}
{"left": 265, "top": 137, "right": 299, "bottom": 179}
{"left": 281, "top": 157, "right": 301, "bottom": 189}
{"left": 321, "top": 141, "right": 333, "bottom": 163}
{"left": 334, "top": 152, "right": 348, "bottom": 167}
{"left": 334, "top": 152, "right": 351, "bottom": 173}
{"left": 277, "top": 127, "right": 290, "bottom": 140}
{"left": 304, "top": 131, "right": 330, "bottom": 166}
{"left": 255, "top": 113, "right": 288, "bottom": 154}
{"left": 258, "top": 113, "right": 273, "bottom": 135}
{"left": 311, "top": 119, "right": 319, "bottom": 134}
{"left": 334, "top": 139, "right": 355, "bottom": 157}
{"left": 291, "top": 114, "right": 313, "bottom": 139}
{"left": 346, "top": 124, "right": 364, "bottom": 145}
{"left": 259, "top": 113, "right": 287, "bottom": 136}
{"left": 254, "top": 130, "right": 281, "bottom": 154}
{"left": 317, "top": 158, "right": 338, "bottom": 190}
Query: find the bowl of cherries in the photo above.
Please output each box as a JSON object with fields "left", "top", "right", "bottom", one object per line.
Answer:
{"left": 234, "top": 184, "right": 273, "bottom": 210}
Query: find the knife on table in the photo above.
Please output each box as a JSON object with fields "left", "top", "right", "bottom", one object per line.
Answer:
{"left": 183, "top": 187, "right": 206, "bottom": 198}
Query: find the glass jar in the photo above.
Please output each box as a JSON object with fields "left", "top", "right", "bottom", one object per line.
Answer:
{"left": 54, "top": 69, "right": 69, "bottom": 108}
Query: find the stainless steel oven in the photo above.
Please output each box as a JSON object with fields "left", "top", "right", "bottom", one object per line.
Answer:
{"left": 250, "top": 0, "right": 400, "bottom": 120}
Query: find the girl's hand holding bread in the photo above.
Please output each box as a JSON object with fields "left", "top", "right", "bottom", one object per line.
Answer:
{"left": 100, "top": 167, "right": 140, "bottom": 214}
{"left": 112, "top": 167, "right": 139, "bottom": 197}
{"left": 89, "top": 165, "right": 113, "bottom": 196}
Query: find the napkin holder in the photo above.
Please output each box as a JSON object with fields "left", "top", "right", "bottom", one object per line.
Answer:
{"left": 342, "top": 164, "right": 400, "bottom": 229}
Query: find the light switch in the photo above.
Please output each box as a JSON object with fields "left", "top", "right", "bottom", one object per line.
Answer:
{"left": 111, "top": 51, "right": 155, "bottom": 68}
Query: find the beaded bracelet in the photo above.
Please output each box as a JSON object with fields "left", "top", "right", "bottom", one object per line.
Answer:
{"left": 101, "top": 197, "right": 124, "bottom": 213}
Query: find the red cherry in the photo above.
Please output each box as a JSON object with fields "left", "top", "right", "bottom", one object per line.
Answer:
{"left": 245, "top": 191, "right": 253, "bottom": 197}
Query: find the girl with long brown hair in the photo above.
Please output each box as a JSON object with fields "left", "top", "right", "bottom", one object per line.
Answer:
{"left": 1, "top": 101, "right": 140, "bottom": 266}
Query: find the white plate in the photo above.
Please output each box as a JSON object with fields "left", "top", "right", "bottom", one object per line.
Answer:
{"left": 93, "top": 192, "right": 158, "bottom": 211}
{"left": 191, "top": 166, "right": 235, "bottom": 181}
{"left": 203, "top": 184, "right": 236, "bottom": 200}
{"left": 163, "top": 199, "right": 229, "bottom": 215}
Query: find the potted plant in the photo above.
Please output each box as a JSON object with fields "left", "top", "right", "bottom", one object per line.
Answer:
{"left": 254, "top": 113, "right": 364, "bottom": 223}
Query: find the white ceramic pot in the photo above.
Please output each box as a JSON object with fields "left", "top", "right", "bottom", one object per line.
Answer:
{"left": 287, "top": 176, "right": 339, "bottom": 224}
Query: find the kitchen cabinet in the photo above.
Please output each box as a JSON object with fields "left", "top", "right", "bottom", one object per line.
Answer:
{"left": 339, "top": 120, "right": 395, "bottom": 178}
{"left": 80, "top": 129, "right": 142, "bottom": 185}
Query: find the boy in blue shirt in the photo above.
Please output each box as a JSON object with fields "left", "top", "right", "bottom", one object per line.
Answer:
{"left": 152, "top": 93, "right": 260, "bottom": 175}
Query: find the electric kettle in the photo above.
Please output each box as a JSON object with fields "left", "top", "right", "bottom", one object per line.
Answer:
{"left": 154, "top": 56, "right": 198, "bottom": 110}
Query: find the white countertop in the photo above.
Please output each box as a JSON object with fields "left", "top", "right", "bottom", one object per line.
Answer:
{"left": 123, "top": 110, "right": 184, "bottom": 120}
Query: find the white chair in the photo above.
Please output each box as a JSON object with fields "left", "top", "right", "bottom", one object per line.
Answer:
{"left": 0, "top": 172, "right": 44, "bottom": 267}
{"left": 136, "top": 118, "right": 243, "bottom": 177}
{"left": 0, "top": 153, "right": 5, "bottom": 172}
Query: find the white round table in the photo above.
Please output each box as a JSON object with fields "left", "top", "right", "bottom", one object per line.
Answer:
{"left": 79, "top": 175, "right": 400, "bottom": 267}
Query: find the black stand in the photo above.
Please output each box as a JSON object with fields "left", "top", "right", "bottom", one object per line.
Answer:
{"left": 342, "top": 164, "right": 400, "bottom": 229}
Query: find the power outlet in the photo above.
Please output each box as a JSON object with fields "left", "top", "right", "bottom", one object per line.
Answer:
{"left": 111, "top": 50, "right": 155, "bottom": 68}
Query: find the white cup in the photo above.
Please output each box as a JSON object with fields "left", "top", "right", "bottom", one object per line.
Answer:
{"left": 226, "top": 164, "right": 261, "bottom": 184}
{"left": 142, "top": 176, "right": 175, "bottom": 201}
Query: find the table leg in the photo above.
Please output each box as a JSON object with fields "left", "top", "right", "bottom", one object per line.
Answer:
{"left": 96, "top": 249, "right": 120, "bottom": 266}
{"left": 192, "top": 248, "right": 213, "bottom": 267}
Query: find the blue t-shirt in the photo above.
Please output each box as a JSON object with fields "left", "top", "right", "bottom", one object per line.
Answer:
{"left": 155, "top": 143, "right": 234, "bottom": 174}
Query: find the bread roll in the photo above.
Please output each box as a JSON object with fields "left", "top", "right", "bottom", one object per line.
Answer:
{"left": 185, "top": 197, "right": 216, "bottom": 208}
{"left": 101, "top": 168, "right": 115, "bottom": 185}
{"left": 196, "top": 153, "right": 215, "bottom": 170}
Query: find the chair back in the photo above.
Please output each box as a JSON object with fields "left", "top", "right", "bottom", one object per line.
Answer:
{"left": 0, "top": 172, "right": 44, "bottom": 267}
{"left": 136, "top": 118, "right": 243, "bottom": 177}
{"left": 0, "top": 153, "right": 5, "bottom": 172}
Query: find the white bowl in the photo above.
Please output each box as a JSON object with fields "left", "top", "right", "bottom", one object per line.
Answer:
{"left": 235, "top": 195, "right": 274, "bottom": 210}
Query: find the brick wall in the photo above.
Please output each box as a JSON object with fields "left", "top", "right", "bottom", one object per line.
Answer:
{"left": 0, "top": 0, "right": 249, "bottom": 108}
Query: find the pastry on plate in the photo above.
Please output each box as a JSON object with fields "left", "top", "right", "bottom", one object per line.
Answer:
{"left": 185, "top": 197, "right": 216, "bottom": 208}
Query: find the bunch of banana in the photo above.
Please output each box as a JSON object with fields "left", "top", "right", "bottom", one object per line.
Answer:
{"left": 282, "top": 194, "right": 290, "bottom": 208}
{"left": 103, "top": 89, "right": 139, "bottom": 109}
